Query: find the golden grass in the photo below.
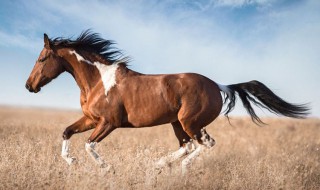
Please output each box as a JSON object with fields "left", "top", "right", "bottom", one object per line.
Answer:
{"left": 0, "top": 106, "right": 319, "bottom": 189}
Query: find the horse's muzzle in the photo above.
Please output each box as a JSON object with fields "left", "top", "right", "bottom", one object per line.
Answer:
{"left": 25, "top": 83, "right": 40, "bottom": 93}
{"left": 25, "top": 83, "right": 32, "bottom": 92}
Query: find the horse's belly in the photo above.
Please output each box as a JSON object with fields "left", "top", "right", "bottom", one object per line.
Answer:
{"left": 126, "top": 106, "right": 178, "bottom": 127}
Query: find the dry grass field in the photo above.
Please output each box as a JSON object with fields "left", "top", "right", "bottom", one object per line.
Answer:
{"left": 0, "top": 106, "right": 319, "bottom": 189}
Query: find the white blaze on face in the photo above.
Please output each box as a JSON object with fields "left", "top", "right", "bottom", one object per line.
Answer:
{"left": 69, "top": 50, "right": 119, "bottom": 96}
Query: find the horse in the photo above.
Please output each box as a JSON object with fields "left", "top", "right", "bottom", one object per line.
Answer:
{"left": 25, "top": 30, "right": 309, "bottom": 173}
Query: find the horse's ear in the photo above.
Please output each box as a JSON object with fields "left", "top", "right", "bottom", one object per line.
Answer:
{"left": 44, "top": 33, "right": 52, "bottom": 49}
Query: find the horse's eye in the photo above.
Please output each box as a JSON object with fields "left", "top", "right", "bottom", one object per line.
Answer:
{"left": 39, "top": 56, "right": 47, "bottom": 62}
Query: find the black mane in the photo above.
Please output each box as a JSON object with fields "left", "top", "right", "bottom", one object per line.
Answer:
{"left": 50, "top": 30, "right": 129, "bottom": 65}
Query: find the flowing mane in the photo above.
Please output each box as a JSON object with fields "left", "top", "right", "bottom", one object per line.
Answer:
{"left": 50, "top": 30, "right": 129, "bottom": 65}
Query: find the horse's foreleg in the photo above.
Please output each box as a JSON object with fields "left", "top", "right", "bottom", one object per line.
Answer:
{"left": 61, "top": 139, "right": 75, "bottom": 165}
{"left": 85, "top": 119, "right": 115, "bottom": 169}
{"left": 62, "top": 116, "right": 95, "bottom": 140}
{"left": 61, "top": 116, "right": 95, "bottom": 165}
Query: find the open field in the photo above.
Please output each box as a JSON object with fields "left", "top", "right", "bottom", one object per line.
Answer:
{"left": 0, "top": 106, "right": 319, "bottom": 189}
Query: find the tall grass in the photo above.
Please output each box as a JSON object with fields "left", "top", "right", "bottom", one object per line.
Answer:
{"left": 0, "top": 107, "right": 319, "bottom": 189}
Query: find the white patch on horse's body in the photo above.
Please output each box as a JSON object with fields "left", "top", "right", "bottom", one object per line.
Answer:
{"left": 69, "top": 50, "right": 92, "bottom": 65}
{"left": 93, "top": 62, "right": 119, "bottom": 96}
{"left": 217, "top": 83, "right": 232, "bottom": 98}
{"left": 69, "top": 50, "right": 119, "bottom": 97}
{"left": 61, "top": 140, "right": 76, "bottom": 165}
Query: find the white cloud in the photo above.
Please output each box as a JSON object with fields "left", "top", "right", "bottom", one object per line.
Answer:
{"left": 0, "top": 31, "right": 42, "bottom": 53}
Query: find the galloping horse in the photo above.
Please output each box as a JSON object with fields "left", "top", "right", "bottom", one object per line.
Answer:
{"left": 25, "top": 31, "right": 309, "bottom": 173}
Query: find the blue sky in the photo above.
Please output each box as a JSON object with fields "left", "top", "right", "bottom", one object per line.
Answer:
{"left": 0, "top": 0, "right": 319, "bottom": 117}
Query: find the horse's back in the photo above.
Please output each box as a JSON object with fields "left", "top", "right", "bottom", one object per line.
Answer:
{"left": 118, "top": 72, "right": 222, "bottom": 127}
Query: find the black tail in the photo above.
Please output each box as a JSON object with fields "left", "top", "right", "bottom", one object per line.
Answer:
{"left": 219, "top": 80, "right": 310, "bottom": 124}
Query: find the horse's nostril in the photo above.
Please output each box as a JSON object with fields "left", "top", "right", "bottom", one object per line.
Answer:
{"left": 25, "top": 83, "right": 30, "bottom": 90}
{"left": 25, "top": 83, "right": 34, "bottom": 92}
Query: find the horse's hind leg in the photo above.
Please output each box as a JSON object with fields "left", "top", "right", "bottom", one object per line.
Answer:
{"left": 181, "top": 128, "right": 215, "bottom": 175}
{"left": 199, "top": 128, "right": 216, "bottom": 148}
{"left": 156, "top": 121, "right": 194, "bottom": 168}
{"left": 61, "top": 116, "right": 95, "bottom": 165}
{"left": 172, "top": 121, "right": 192, "bottom": 147}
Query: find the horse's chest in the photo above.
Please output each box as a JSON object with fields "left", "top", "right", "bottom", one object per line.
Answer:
{"left": 81, "top": 103, "right": 105, "bottom": 123}
{"left": 80, "top": 101, "right": 92, "bottom": 118}
{"left": 80, "top": 94, "right": 98, "bottom": 120}
{"left": 81, "top": 94, "right": 112, "bottom": 120}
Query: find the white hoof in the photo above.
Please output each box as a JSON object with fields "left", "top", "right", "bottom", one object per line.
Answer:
{"left": 62, "top": 154, "right": 76, "bottom": 165}
{"left": 181, "top": 145, "right": 202, "bottom": 175}
{"left": 101, "top": 163, "right": 115, "bottom": 174}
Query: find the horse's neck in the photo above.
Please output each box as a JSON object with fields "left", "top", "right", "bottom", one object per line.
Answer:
{"left": 58, "top": 49, "right": 141, "bottom": 97}
{"left": 59, "top": 50, "right": 100, "bottom": 95}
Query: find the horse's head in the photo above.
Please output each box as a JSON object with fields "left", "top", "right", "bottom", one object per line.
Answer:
{"left": 25, "top": 34, "right": 65, "bottom": 93}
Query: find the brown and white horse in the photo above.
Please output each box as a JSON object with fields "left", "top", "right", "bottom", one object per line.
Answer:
{"left": 25, "top": 31, "right": 309, "bottom": 173}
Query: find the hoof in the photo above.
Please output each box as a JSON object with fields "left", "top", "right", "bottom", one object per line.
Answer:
{"left": 101, "top": 163, "right": 115, "bottom": 174}
{"left": 68, "top": 157, "right": 77, "bottom": 165}
{"left": 62, "top": 155, "right": 77, "bottom": 165}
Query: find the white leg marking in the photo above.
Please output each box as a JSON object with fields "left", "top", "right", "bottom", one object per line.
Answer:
{"left": 61, "top": 140, "right": 76, "bottom": 165}
{"left": 85, "top": 142, "right": 113, "bottom": 171}
{"left": 185, "top": 139, "right": 196, "bottom": 153}
{"left": 181, "top": 145, "right": 203, "bottom": 175}
{"left": 181, "top": 130, "right": 215, "bottom": 175}
{"left": 156, "top": 141, "right": 196, "bottom": 169}
{"left": 201, "top": 128, "right": 216, "bottom": 148}
{"left": 85, "top": 142, "right": 104, "bottom": 165}
{"left": 156, "top": 147, "right": 188, "bottom": 168}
